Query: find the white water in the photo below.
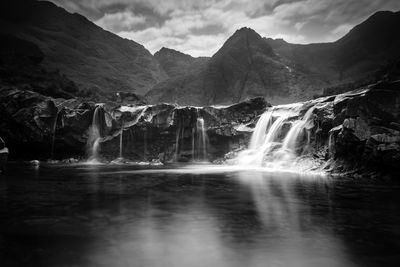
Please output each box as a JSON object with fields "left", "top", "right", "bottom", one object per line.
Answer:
{"left": 119, "top": 126, "right": 123, "bottom": 158}
{"left": 235, "top": 104, "right": 318, "bottom": 172}
{"left": 87, "top": 105, "right": 103, "bottom": 163}
{"left": 195, "top": 117, "right": 208, "bottom": 161}
{"left": 174, "top": 108, "right": 209, "bottom": 162}
{"left": 249, "top": 111, "right": 273, "bottom": 149}
{"left": 50, "top": 108, "right": 63, "bottom": 159}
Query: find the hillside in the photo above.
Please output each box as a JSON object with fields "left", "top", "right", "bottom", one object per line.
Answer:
{"left": 154, "top": 47, "right": 209, "bottom": 78}
{"left": 147, "top": 11, "right": 400, "bottom": 105}
{"left": 147, "top": 28, "right": 328, "bottom": 105}
{"left": 0, "top": 0, "right": 167, "bottom": 97}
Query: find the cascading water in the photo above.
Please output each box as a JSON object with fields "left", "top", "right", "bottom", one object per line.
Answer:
{"left": 119, "top": 125, "right": 123, "bottom": 158}
{"left": 249, "top": 111, "right": 274, "bottom": 149}
{"left": 235, "top": 103, "right": 318, "bottom": 172}
{"left": 50, "top": 108, "right": 63, "bottom": 159}
{"left": 281, "top": 107, "right": 315, "bottom": 153}
{"left": 194, "top": 116, "right": 208, "bottom": 161}
{"left": 111, "top": 105, "right": 148, "bottom": 163}
{"left": 174, "top": 107, "right": 209, "bottom": 162}
{"left": 87, "top": 105, "right": 104, "bottom": 163}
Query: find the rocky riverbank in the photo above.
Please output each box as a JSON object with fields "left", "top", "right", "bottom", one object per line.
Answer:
{"left": 1, "top": 80, "right": 399, "bottom": 176}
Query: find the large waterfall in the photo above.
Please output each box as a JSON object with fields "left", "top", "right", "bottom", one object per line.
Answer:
{"left": 235, "top": 103, "right": 318, "bottom": 172}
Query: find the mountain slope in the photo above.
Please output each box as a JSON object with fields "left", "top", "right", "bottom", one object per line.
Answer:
{"left": 148, "top": 11, "right": 400, "bottom": 105}
{"left": 266, "top": 10, "right": 400, "bottom": 83}
{"left": 154, "top": 47, "right": 209, "bottom": 78}
{"left": 0, "top": 0, "right": 167, "bottom": 97}
{"left": 147, "top": 27, "right": 327, "bottom": 105}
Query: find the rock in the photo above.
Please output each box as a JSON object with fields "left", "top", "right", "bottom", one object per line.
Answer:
{"left": 0, "top": 137, "right": 8, "bottom": 172}
{"left": 0, "top": 87, "right": 267, "bottom": 161}
{"left": 29, "top": 160, "right": 40, "bottom": 166}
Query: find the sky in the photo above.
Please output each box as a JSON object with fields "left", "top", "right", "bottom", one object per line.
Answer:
{"left": 49, "top": 0, "right": 400, "bottom": 57}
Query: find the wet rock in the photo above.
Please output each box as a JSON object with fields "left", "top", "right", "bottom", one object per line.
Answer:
{"left": 0, "top": 87, "right": 268, "bottom": 161}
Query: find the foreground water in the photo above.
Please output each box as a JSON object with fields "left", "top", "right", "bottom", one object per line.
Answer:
{"left": 0, "top": 164, "right": 399, "bottom": 267}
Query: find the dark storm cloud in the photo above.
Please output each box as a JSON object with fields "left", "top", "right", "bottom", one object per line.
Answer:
{"left": 48, "top": 0, "right": 400, "bottom": 56}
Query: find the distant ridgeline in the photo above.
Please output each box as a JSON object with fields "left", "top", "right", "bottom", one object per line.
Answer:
{"left": 1, "top": 0, "right": 400, "bottom": 105}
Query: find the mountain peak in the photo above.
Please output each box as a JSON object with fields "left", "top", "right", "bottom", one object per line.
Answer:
{"left": 233, "top": 27, "right": 261, "bottom": 38}
{"left": 214, "top": 26, "right": 275, "bottom": 59}
{"left": 337, "top": 9, "right": 400, "bottom": 45}
{"left": 155, "top": 47, "right": 192, "bottom": 58}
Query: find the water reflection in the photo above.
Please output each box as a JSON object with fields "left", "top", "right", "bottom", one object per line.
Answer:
{"left": 1, "top": 164, "right": 399, "bottom": 267}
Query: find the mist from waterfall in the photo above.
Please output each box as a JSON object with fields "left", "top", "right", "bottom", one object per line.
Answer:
{"left": 235, "top": 103, "right": 318, "bottom": 172}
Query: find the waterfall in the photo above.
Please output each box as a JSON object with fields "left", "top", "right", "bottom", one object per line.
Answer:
{"left": 235, "top": 104, "right": 318, "bottom": 171}
{"left": 281, "top": 107, "right": 315, "bottom": 152}
{"left": 119, "top": 125, "right": 123, "bottom": 158}
{"left": 249, "top": 111, "right": 274, "bottom": 149}
{"left": 328, "top": 132, "right": 335, "bottom": 157}
{"left": 195, "top": 116, "right": 208, "bottom": 161}
{"left": 110, "top": 105, "right": 148, "bottom": 164}
{"left": 173, "top": 107, "right": 209, "bottom": 162}
{"left": 50, "top": 108, "right": 63, "bottom": 159}
{"left": 87, "top": 105, "right": 104, "bottom": 162}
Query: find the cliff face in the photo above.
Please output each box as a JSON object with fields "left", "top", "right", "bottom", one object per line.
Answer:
{"left": 0, "top": 0, "right": 167, "bottom": 97}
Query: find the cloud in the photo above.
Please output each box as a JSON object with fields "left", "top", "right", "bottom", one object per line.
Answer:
{"left": 50, "top": 0, "right": 400, "bottom": 56}
{"left": 96, "top": 10, "right": 146, "bottom": 32}
{"left": 330, "top": 24, "right": 354, "bottom": 40}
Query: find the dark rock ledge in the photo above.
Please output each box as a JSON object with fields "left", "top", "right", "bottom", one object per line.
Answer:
{"left": 1, "top": 80, "right": 399, "bottom": 177}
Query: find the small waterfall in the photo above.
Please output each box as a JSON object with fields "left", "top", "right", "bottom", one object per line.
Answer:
{"left": 328, "top": 132, "right": 335, "bottom": 157}
{"left": 173, "top": 108, "right": 184, "bottom": 161}
{"left": 281, "top": 107, "right": 315, "bottom": 152}
{"left": 50, "top": 108, "right": 63, "bottom": 159}
{"left": 236, "top": 104, "right": 318, "bottom": 171}
{"left": 195, "top": 116, "right": 208, "bottom": 161}
{"left": 119, "top": 125, "right": 123, "bottom": 158}
{"left": 173, "top": 107, "right": 209, "bottom": 162}
{"left": 87, "top": 105, "right": 104, "bottom": 163}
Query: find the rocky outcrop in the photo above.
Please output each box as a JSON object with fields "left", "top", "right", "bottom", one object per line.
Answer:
{"left": 281, "top": 80, "right": 400, "bottom": 175}
{"left": 327, "top": 81, "right": 400, "bottom": 173}
{"left": 1, "top": 79, "right": 399, "bottom": 176}
{"left": 0, "top": 86, "right": 269, "bottom": 161}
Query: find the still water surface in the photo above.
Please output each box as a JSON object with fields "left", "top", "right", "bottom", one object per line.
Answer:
{"left": 0, "top": 163, "right": 399, "bottom": 267}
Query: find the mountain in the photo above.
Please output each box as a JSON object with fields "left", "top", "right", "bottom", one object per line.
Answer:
{"left": 1, "top": 1, "right": 398, "bottom": 105}
{"left": 147, "top": 11, "right": 400, "bottom": 105}
{"left": 154, "top": 47, "right": 209, "bottom": 78}
{"left": 266, "top": 10, "right": 400, "bottom": 85}
{"left": 0, "top": 0, "right": 167, "bottom": 98}
{"left": 146, "top": 27, "right": 327, "bottom": 105}
{"left": 0, "top": 34, "right": 80, "bottom": 99}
